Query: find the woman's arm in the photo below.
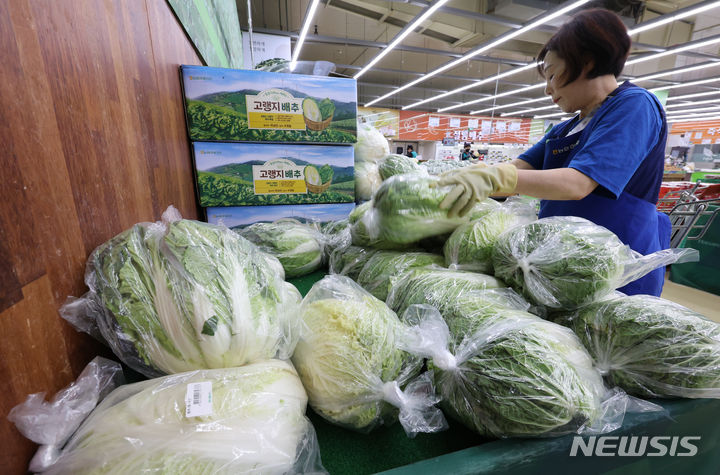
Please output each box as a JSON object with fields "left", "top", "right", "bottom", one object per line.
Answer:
{"left": 511, "top": 158, "right": 535, "bottom": 170}
{"left": 515, "top": 167, "right": 598, "bottom": 200}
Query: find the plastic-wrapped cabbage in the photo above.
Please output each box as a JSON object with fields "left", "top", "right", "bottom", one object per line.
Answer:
{"left": 239, "top": 220, "right": 323, "bottom": 278}
{"left": 349, "top": 200, "right": 406, "bottom": 250}
{"left": 355, "top": 251, "right": 444, "bottom": 301}
{"left": 467, "top": 198, "right": 502, "bottom": 220}
{"left": 320, "top": 218, "right": 351, "bottom": 263}
{"left": 34, "top": 361, "right": 325, "bottom": 474}
{"left": 354, "top": 123, "right": 390, "bottom": 163}
{"left": 492, "top": 216, "right": 697, "bottom": 309}
{"left": 386, "top": 268, "right": 515, "bottom": 320}
{"left": 63, "top": 209, "right": 301, "bottom": 378}
{"left": 556, "top": 295, "right": 720, "bottom": 399}
{"left": 328, "top": 245, "right": 378, "bottom": 280}
{"left": 292, "top": 276, "right": 446, "bottom": 435}
{"left": 355, "top": 160, "right": 382, "bottom": 201}
{"left": 364, "top": 174, "right": 470, "bottom": 245}
{"left": 378, "top": 154, "right": 421, "bottom": 180}
{"left": 400, "top": 306, "right": 606, "bottom": 438}
{"left": 444, "top": 202, "right": 537, "bottom": 273}
{"left": 419, "top": 159, "right": 474, "bottom": 176}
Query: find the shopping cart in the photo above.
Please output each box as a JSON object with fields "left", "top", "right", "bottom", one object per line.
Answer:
{"left": 661, "top": 180, "right": 720, "bottom": 248}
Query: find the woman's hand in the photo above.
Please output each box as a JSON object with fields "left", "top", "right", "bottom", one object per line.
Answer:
{"left": 433, "top": 163, "right": 518, "bottom": 218}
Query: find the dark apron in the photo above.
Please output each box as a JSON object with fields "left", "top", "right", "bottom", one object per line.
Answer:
{"left": 537, "top": 89, "right": 671, "bottom": 296}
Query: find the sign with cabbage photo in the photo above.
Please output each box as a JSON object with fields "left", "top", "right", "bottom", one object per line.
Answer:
{"left": 194, "top": 142, "right": 355, "bottom": 206}
{"left": 181, "top": 65, "right": 357, "bottom": 143}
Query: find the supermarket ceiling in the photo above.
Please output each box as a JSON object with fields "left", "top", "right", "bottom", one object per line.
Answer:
{"left": 241, "top": 0, "right": 720, "bottom": 121}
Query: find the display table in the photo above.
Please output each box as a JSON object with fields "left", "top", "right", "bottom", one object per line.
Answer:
{"left": 289, "top": 272, "right": 720, "bottom": 474}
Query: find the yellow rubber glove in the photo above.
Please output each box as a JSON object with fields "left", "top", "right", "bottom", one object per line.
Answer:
{"left": 435, "top": 163, "right": 518, "bottom": 218}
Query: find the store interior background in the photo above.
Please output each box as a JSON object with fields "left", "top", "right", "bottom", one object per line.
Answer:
{"left": 1, "top": 0, "right": 720, "bottom": 472}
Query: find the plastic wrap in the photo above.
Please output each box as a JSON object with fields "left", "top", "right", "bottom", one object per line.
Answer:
{"left": 291, "top": 275, "right": 446, "bottom": 436}
{"left": 354, "top": 123, "right": 390, "bottom": 164}
{"left": 61, "top": 206, "right": 301, "bottom": 378}
{"left": 398, "top": 305, "right": 613, "bottom": 438}
{"left": 444, "top": 200, "right": 537, "bottom": 273}
{"left": 354, "top": 160, "right": 382, "bottom": 201}
{"left": 349, "top": 200, "right": 406, "bottom": 249}
{"left": 419, "top": 159, "right": 475, "bottom": 176}
{"left": 363, "top": 174, "right": 470, "bottom": 245}
{"left": 492, "top": 216, "right": 699, "bottom": 309}
{"left": 386, "top": 267, "right": 522, "bottom": 321}
{"left": 378, "top": 154, "right": 422, "bottom": 180}
{"left": 466, "top": 197, "right": 502, "bottom": 220}
{"left": 239, "top": 219, "right": 324, "bottom": 278}
{"left": 555, "top": 294, "right": 720, "bottom": 399}
{"left": 36, "top": 360, "right": 325, "bottom": 474}
{"left": 355, "top": 251, "right": 445, "bottom": 301}
{"left": 328, "top": 245, "right": 378, "bottom": 280}
{"left": 320, "top": 218, "right": 352, "bottom": 263}
{"left": 8, "top": 357, "right": 124, "bottom": 473}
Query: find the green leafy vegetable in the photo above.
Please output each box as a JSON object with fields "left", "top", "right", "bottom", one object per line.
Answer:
{"left": 555, "top": 294, "right": 720, "bottom": 398}
{"left": 355, "top": 251, "right": 444, "bottom": 301}
{"left": 83, "top": 218, "right": 300, "bottom": 377}
{"left": 319, "top": 164, "right": 334, "bottom": 184}
{"left": 354, "top": 123, "right": 389, "bottom": 163}
{"left": 292, "top": 276, "right": 423, "bottom": 432}
{"left": 44, "top": 360, "right": 323, "bottom": 474}
{"left": 239, "top": 221, "right": 323, "bottom": 278}
{"left": 378, "top": 154, "right": 421, "bottom": 180}
{"left": 318, "top": 98, "right": 336, "bottom": 121}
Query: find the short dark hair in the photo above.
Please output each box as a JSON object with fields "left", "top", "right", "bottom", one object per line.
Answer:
{"left": 407, "top": 145, "right": 413, "bottom": 150}
{"left": 537, "top": 8, "right": 630, "bottom": 87}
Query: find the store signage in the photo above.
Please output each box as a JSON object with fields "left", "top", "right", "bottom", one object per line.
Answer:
{"left": 246, "top": 90, "right": 306, "bottom": 130}
{"left": 442, "top": 137, "right": 456, "bottom": 146}
{"left": 252, "top": 159, "right": 307, "bottom": 195}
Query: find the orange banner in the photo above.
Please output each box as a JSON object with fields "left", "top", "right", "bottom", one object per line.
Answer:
{"left": 398, "top": 111, "right": 532, "bottom": 143}
{"left": 669, "top": 120, "right": 720, "bottom": 144}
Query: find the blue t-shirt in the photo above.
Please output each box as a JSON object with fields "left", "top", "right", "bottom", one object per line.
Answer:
{"left": 518, "top": 82, "right": 666, "bottom": 204}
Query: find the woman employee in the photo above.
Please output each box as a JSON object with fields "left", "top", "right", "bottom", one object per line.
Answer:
{"left": 436, "top": 8, "right": 669, "bottom": 296}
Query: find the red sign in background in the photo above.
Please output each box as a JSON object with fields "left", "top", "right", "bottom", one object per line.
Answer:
{"left": 398, "top": 110, "right": 532, "bottom": 143}
{"left": 669, "top": 119, "right": 720, "bottom": 144}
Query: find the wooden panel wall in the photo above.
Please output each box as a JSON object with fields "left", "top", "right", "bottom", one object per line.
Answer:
{"left": 0, "top": 1, "right": 202, "bottom": 472}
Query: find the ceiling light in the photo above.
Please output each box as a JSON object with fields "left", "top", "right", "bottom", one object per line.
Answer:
{"left": 473, "top": 96, "right": 552, "bottom": 114}
{"left": 627, "top": 0, "right": 720, "bottom": 36}
{"left": 666, "top": 98, "right": 720, "bottom": 108}
{"left": 290, "top": 0, "right": 321, "bottom": 71}
{"left": 364, "top": 0, "right": 591, "bottom": 107}
{"left": 649, "top": 77, "right": 720, "bottom": 92}
{"left": 534, "top": 111, "right": 569, "bottom": 119}
{"left": 666, "top": 110, "right": 720, "bottom": 119}
{"left": 665, "top": 105, "right": 720, "bottom": 115}
{"left": 625, "top": 35, "right": 720, "bottom": 67}
{"left": 438, "top": 83, "right": 545, "bottom": 113}
{"left": 355, "top": 0, "right": 451, "bottom": 80}
{"left": 634, "top": 61, "right": 720, "bottom": 82}
{"left": 502, "top": 104, "right": 558, "bottom": 116}
{"left": 667, "top": 115, "right": 720, "bottom": 123}
{"left": 666, "top": 90, "right": 720, "bottom": 101}
{"left": 403, "top": 63, "right": 538, "bottom": 110}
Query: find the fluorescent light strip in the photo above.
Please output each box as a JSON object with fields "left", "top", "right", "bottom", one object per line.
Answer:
{"left": 634, "top": 62, "right": 720, "bottom": 82}
{"left": 355, "top": 0, "right": 451, "bottom": 79}
{"left": 666, "top": 98, "right": 720, "bottom": 108}
{"left": 403, "top": 63, "right": 537, "bottom": 110}
{"left": 667, "top": 115, "right": 720, "bottom": 123}
{"left": 439, "top": 83, "right": 545, "bottom": 113}
{"left": 666, "top": 90, "right": 720, "bottom": 101}
{"left": 627, "top": 0, "right": 720, "bottom": 36}
{"left": 364, "top": 0, "right": 591, "bottom": 107}
{"left": 473, "top": 96, "right": 551, "bottom": 114}
{"left": 666, "top": 109, "right": 720, "bottom": 118}
{"left": 665, "top": 105, "right": 720, "bottom": 115}
{"left": 534, "top": 111, "right": 570, "bottom": 119}
{"left": 626, "top": 36, "right": 720, "bottom": 66}
{"left": 290, "top": 0, "right": 321, "bottom": 71}
{"left": 649, "top": 77, "right": 720, "bottom": 92}
{"left": 502, "top": 104, "right": 558, "bottom": 116}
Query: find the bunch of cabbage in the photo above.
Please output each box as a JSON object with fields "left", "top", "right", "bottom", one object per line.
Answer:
{"left": 292, "top": 276, "right": 422, "bottom": 432}
{"left": 354, "top": 123, "right": 390, "bottom": 163}
{"left": 444, "top": 205, "right": 536, "bottom": 273}
{"left": 432, "top": 310, "right": 605, "bottom": 437}
{"left": 328, "top": 245, "right": 378, "bottom": 280}
{"left": 349, "top": 200, "right": 405, "bottom": 250}
{"left": 492, "top": 216, "right": 627, "bottom": 309}
{"left": 84, "top": 219, "right": 300, "bottom": 377}
{"left": 239, "top": 221, "right": 323, "bottom": 278}
{"left": 44, "top": 361, "right": 323, "bottom": 475}
{"left": 355, "top": 251, "right": 444, "bottom": 301}
{"left": 354, "top": 160, "right": 382, "bottom": 201}
{"left": 378, "top": 154, "right": 421, "bottom": 180}
{"left": 386, "top": 268, "right": 511, "bottom": 319}
{"left": 556, "top": 295, "right": 720, "bottom": 399}
{"left": 320, "top": 218, "right": 351, "bottom": 262}
{"left": 370, "top": 174, "right": 469, "bottom": 245}
{"left": 419, "top": 159, "right": 474, "bottom": 176}
{"left": 467, "top": 198, "right": 502, "bottom": 220}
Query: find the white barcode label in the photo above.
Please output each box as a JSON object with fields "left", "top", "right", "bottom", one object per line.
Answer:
{"left": 185, "top": 381, "right": 213, "bottom": 417}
